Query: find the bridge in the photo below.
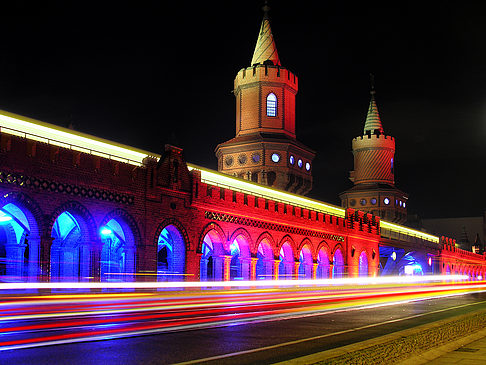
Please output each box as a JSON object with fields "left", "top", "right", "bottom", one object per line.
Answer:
{"left": 0, "top": 109, "right": 485, "bottom": 283}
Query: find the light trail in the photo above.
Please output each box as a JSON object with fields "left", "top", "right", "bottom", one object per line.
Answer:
{"left": 0, "top": 276, "right": 484, "bottom": 351}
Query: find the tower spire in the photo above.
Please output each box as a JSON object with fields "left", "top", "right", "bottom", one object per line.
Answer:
{"left": 251, "top": 1, "right": 280, "bottom": 66}
{"left": 363, "top": 74, "right": 384, "bottom": 135}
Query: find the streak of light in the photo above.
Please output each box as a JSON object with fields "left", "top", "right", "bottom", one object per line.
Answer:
{"left": 0, "top": 274, "right": 470, "bottom": 291}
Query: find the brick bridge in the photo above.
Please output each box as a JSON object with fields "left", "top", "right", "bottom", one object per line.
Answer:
{"left": 0, "top": 110, "right": 485, "bottom": 283}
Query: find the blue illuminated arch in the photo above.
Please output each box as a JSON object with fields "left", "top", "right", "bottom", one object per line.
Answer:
{"left": 333, "top": 248, "right": 344, "bottom": 278}
{"left": 317, "top": 247, "right": 330, "bottom": 279}
{"left": 0, "top": 195, "right": 41, "bottom": 282}
{"left": 359, "top": 251, "right": 368, "bottom": 277}
{"left": 200, "top": 228, "right": 224, "bottom": 281}
{"left": 298, "top": 244, "right": 313, "bottom": 279}
{"left": 279, "top": 241, "right": 294, "bottom": 280}
{"left": 157, "top": 224, "right": 185, "bottom": 282}
{"left": 50, "top": 211, "right": 83, "bottom": 282}
{"left": 256, "top": 239, "right": 273, "bottom": 280}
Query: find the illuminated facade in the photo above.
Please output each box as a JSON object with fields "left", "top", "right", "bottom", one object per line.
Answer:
{"left": 215, "top": 7, "right": 315, "bottom": 195}
{"left": 0, "top": 8, "right": 485, "bottom": 284}
{"left": 340, "top": 84, "right": 408, "bottom": 223}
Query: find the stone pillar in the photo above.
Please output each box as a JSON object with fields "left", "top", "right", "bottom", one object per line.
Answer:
{"left": 294, "top": 261, "right": 300, "bottom": 280}
{"left": 250, "top": 257, "right": 258, "bottom": 281}
{"left": 79, "top": 243, "right": 91, "bottom": 282}
{"left": 5, "top": 244, "right": 25, "bottom": 278}
{"left": 223, "top": 255, "right": 232, "bottom": 281}
{"left": 329, "top": 263, "right": 334, "bottom": 279}
{"left": 40, "top": 236, "right": 53, "bottom": 282}
{"left": 240, "top": 257, "right": 251, "bottom": 280}
{"left": 312, "top": 262, "right": 318, "bottom": 279}
{"left": 124, "top": 245, "right": 135, "bottom": 282}
{"left": 28, "top": 236, "right": 41, "bottom": 282}
{"left": 91, "top": 243, "right": 102, "bottom": 282}
{"left": 273, "top": 259, "right": 280, "bottom": 280}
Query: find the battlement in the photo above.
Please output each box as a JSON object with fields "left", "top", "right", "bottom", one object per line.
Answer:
{"left": 235, "top": 64, "right": 297, "bottom": 91}
{"left": 352, "top": 133, "right": 395, "bottom": 150}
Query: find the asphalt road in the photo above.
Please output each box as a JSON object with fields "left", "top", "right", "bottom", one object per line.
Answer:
{"left": 2, "top": 291, "right": 486, "bottom": 364}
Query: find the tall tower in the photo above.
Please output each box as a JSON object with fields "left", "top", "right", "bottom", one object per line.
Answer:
{"left": 215, "top": 4, "right": 315, "bottom": 195}
{"left": 339, "top": 80, "right": 408, "bottom": 223}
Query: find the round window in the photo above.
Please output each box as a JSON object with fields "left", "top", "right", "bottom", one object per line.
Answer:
{"left": 305, "top": 162, "right": 311, "bottom": 171}
{"left": 297, "top": 159, "right": 303, "bottom": 168}
{"left": 360, "top": 198, "right": 366, "bottom": 206}
{"left": 289, "top": 155, "right": 295, "bottom": 165}
{"left": 370, "top": 198, "right": 377, "bottom": 205}
{"left": 225, "top": 156, "right": 234, "bottom": 167}
{"left": 271, "top": 153, "right": 280, "bottom": 163}
{"left": 383, "top": 198, "right": 390, "bottom": 205}
{"left": 238, "top": 154, "right": 247, "bottom": 165}
{"left": 252, "top": 153, "right": 260, "bottom": 163}
{"left": 350, "top": 199, "right": 356, "bottom": 207}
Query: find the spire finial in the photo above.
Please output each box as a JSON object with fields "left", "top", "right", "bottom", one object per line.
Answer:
{"left": 370, "top": 73, "right": 376, "bottom": 95}
{"left": 250, "top": 0, "right": 280, "bottom": 66}
{"left": 263, "top": 1, "right": 270, "bottom": 20}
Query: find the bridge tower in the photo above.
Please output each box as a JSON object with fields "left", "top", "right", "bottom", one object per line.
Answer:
{"left": 340, "top": 80, "right": 408, "bottom": 223}
{"left": 215, "top": 4, "right": 315, "bottom": 195}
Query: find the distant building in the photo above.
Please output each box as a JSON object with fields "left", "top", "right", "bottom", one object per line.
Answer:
{"left": 422, "top": 214, "right": 485, "bottom": 253}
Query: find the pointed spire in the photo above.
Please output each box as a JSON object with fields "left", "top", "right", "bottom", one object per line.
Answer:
{"left": 363, "top": 74, "right": 384, "bottom": 135}
{"left": 251, "top": 1, "right": 281, "bottom": 66}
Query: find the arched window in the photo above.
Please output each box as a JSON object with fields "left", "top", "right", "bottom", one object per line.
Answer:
{"left": 266, "top": 93, "right": 277, "bottom": 117}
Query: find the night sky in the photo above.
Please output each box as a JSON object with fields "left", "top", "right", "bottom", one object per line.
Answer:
{"left": 0, "top": 1, "right": 485, "bottom": 220}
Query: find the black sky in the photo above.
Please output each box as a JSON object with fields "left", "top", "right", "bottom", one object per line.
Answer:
{"left": 0, "top": 1, "right": 485, "bottom": 219}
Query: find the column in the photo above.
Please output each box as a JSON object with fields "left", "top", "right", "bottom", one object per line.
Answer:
{"left": 250, "top": 257, "right": 258, "bottom": 281}
{"left": 294, "top": 261, "right": 300, "bottom": 280}
{"left": 79, "top": 243, "right": 91, "bottom": 282}
{"left": 28, "top": 236, "right": 41, "bottom": 282}
{"left": 329, "top": 263, "right": 334, "bottom": 279}
{"left": 39, "top": 236, "right": 53, "bottom": 282}
{"left": 223, "top": 255, "right": 232, "bottom": 281}
{"left": 273, "top": 259, "right": 280, "bottom": 280}
{"left": 312, "top": 262, "right": 318, "bottom": 280}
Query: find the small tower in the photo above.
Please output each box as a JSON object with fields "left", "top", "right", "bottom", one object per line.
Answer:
{"left": 215, "top": 4, "right": 315, "bottom": 195}
{"left": 340, "top": 78, "right": 408, "bottom": 223}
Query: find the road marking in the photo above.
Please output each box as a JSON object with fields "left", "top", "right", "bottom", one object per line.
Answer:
{"left": 173, "top": 299, "right": 486, "bottom": 365}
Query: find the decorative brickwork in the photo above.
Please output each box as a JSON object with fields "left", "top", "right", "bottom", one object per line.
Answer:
{"left": 0, "top": 170, "right": 134, "bottom": 205}
{"left": 204, "top": 210, "right": 345, "bottom": 242}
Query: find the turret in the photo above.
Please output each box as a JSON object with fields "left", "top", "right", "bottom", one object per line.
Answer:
{"left": 215, "top": 4, "right": 315, "bottom": 195}
{"left": 340, "top": 79, "right": 408, "bottom": 223}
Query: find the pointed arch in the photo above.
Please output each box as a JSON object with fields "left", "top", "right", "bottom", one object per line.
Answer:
{"left": 229, "top": 228, "right": 253, "bottom": 255}
{"left": 199, "top": 222, "right": 225, "bottom": 281}
{"left": 197, "top": 222, "right": 225, "bottom": 254}
{"left": 0, "top": 192, "right": 43, "bottom": 281}
{"left": 99, "top": 209, "right": 141, "bottom": 282}
{"left": 49, "top": 201, "right": 96, "bottom": 282}
{"left": 154, "top": 219, "right": 188, "bottom": 282}
{"left": 277, "top": 235, "right": 297, "bottom": 260}
{"left": 255, "top": 232, "right": 276, "bottom": 256}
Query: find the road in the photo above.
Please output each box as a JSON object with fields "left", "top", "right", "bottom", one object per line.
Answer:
{"left": 1, "top": 279, "right": 486, "bottom": 364}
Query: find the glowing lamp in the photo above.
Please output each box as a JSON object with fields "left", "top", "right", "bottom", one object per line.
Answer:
{"left": 391, "top": 251, "right": 396, "bottom": 261}
{"left": 0, "top": 215, "right": 12, "bottom": 223}
{"left": 428, "top": 257, "right": 432, "bottom": 266}
{"left": 100, "top": 227, "right": 113, "bottom": 236}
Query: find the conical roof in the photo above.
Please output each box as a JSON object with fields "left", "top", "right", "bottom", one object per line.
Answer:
{"left": 363, "top": 90, "right": 384, "bottom": 135}
{"left": 250, "top": 8, "right": 280, "bottom": 66}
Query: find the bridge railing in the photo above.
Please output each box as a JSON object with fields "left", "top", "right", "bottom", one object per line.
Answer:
{"left": 380, "top": 220, "right": 440, "bottom": 246}
{"left": 0, "top": 125, "right": 144, "bottom": 166}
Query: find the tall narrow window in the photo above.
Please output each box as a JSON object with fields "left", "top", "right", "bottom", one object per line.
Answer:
{"left": 266, "top": 93, "right": 277, "bottom": 117}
